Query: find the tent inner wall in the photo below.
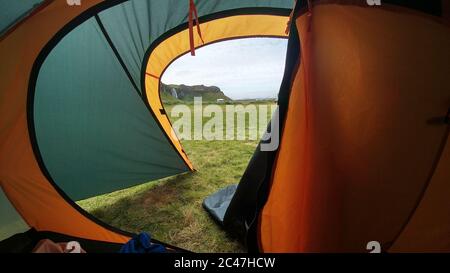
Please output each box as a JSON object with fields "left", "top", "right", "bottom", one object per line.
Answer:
{"left": 33, "top": 17, "right": 189, "bottom": 201}
{"left": 0, "top": 0, "right": 44, "bottom": 36}
{"left": 260, "top": 4, "right": 450, "bottom": 252}
{"left": 0, "top": 0, "right": 130, "bottom": 246}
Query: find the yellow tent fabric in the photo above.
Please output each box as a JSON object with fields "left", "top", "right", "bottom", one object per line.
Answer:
{"left": 144, "top": 14, "right": 288, "bottom": 168}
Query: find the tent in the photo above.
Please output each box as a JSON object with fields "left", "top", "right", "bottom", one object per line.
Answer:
{"left": 0, "top": 0, "right": 449, "bottom": 253}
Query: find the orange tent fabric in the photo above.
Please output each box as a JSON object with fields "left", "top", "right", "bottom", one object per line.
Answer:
{"left": 260, "top": 3, "right": 450, "bottom": 252}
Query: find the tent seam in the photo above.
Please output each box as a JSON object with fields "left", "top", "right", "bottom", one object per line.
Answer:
{"left": 94, "top": 14, "right": 142, "bottom": 97}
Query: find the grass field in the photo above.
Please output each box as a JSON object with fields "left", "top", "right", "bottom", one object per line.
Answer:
{"left": 78, "top": 102, "right": 275, "bottom": 253}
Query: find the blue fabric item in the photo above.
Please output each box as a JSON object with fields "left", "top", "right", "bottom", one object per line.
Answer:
{"left": 119, "top": 233, "right": 166, "bottom": 253}
{"left": 203, "top": 184, "right": 238, "bottom": 225}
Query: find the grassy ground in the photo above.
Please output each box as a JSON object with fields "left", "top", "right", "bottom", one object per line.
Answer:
{"left": 78, "top": 102, "right": 274, "bottom": 253}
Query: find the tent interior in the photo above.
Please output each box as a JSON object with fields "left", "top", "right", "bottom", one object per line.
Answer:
{"left": 1, "top": 0, "right": 450, "bottom": 253}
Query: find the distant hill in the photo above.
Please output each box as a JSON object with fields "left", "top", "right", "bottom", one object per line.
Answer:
{"left": 160, "top": 83, "right": 232, "bottom": 103}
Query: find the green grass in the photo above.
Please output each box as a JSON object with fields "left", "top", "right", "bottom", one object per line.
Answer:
{"left": 78, "top": 102, "right": 275, "bottom": 253}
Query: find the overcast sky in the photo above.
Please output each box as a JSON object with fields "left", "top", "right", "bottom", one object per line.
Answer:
{"left": 161, "top": 38, "right": 288, "bottom": 100}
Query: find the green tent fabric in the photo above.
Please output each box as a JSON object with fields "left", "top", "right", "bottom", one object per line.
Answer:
{"left": 34, "top": 18, "right": 188, "bottom": 201}
{"left": 97, "top": 0, "right": 293, "bottom": 94}
{"left": 0, "top": 188, "right": 28, "bottom": 242}
{"left": 0, "top": 0, "right": 44, "bottom": 36}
